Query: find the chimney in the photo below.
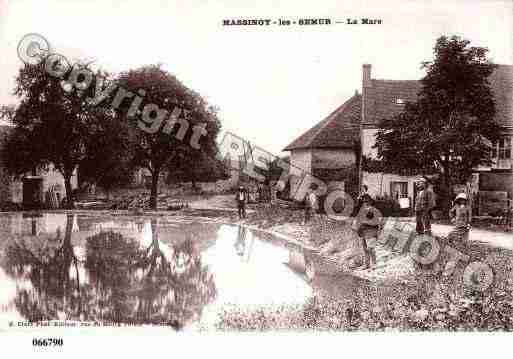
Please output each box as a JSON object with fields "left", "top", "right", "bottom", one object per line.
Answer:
{"left": 362, "top": 64, "right": 372, "bottom": 88}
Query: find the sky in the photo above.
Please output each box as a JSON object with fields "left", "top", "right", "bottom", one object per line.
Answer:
{"left": 0, "top": 0, "right": 512, "bottom": 155}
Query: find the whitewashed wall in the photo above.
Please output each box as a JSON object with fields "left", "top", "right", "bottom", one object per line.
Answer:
{"left": 362, "top": 128, "right": 380, "bottom": 158}
{"left": 363, "top": 171, "right": 423, "bottom": 199}
{"left": 289, "top": 149, "right": 312, "bottom": 196}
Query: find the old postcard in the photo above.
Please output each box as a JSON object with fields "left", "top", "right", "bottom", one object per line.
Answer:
{"left": 0, "top": 0, "right": 512, "bottom": 357}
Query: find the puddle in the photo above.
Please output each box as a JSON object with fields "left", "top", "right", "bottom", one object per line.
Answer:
{"left": 0, "top": 212, "right": 312, "bottom": 331}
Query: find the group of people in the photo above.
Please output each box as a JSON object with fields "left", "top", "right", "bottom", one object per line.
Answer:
{"left": 355, "top": 179, "right": 472, "bottom": 268}
{"left": 235, "top": 184, "right": 274, "bottom": 219}
{"left": 321, "top": 179, "right": 471, "bottom": 270}
{"left": 235, "top": 178, "right": 472, "bottom": 270}
{"left": 415, "top": 177, "right": 471, "bottom": 241}
{"left": 235, "top": 183, "right": 321, "bottom": 223}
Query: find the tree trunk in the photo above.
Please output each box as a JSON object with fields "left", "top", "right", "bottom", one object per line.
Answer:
{"left": 64, "top": 175, "right": 74, "bottom": 209}
{"left": 149, "top": 170, "right": 160, "bottom": 210}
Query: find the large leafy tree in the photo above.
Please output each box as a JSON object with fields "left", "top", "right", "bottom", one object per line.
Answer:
{"left": 115, "top": 65, "right": 222, "bottom": 209}
{"left": 0, "top": 60, "right": 117, "bottom": 207}
{"left": 78, "top": 106, "right": 134, "bottom": 199}
{"left": 375, "top": 35, "right": 502, "bottom": 208}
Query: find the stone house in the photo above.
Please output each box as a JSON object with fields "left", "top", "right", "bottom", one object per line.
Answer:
{"left": 284, "top": 64, "right": 513, "bottom": 208}
{"left": 0, "top": 125, "right": 78, "bottom": 206}
{"left": 283, "top": 93, "right": 361, "bottom": 198}
{"left": 477, "top": 65, "right": 513, "bottom": 194}
{"left": 360, "top": 64, "right": 425, "bottom": 206}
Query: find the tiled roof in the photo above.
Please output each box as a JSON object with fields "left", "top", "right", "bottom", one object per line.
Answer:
{"left": 283, "top": 93, "right": 361, "bottom": 151}
{"left": 489, "top": 64, "right": 513, "bottom": 131}
{"left": 363, "top": 65, "right": 513, "bottom": 129}
{"left": 284, "top": 64, "right": 513, "bottom": 151}
{"left": 362, "top": 80, "right": 422, "bottom": 127}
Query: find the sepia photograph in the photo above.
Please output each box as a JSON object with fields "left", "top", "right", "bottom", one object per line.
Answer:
{"left": 0, "top": 0, "right": 512, "bottom": 357}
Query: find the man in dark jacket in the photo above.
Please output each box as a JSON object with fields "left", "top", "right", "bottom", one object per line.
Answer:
{"left": 303, "top": 187, "right": 318, "bottom": 225}
{"left": 415, "top": 178, "right": 435, "bottom": 234}
{"left": 235, "top": 185, "right": 248, "bottom": 219}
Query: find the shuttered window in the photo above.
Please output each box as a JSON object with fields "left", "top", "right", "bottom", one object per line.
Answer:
{"left": 499, "top": 138, "right": 512, "bottom": 159}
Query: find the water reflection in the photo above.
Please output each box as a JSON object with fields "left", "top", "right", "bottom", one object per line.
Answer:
{"left": 0, "top": 214, "right": 315, "bottom": 330}
{"left": 0, "top": 213, "right": 79, "bottom": 237}
{"left": 234, "top": 225, "right": 255, "bottom": 262}
{"left": 1, "top": 215, "right": 217, "bottom": 329}
{"left": 198, "top": 224, "right": 313, "bottom": 328}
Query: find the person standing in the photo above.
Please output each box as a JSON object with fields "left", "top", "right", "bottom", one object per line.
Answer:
{"left": 303, "top": 188, "right": 318, "bottom": 225}
{"left": 448, "top": 193, "right": 472, "bottom": 242}
{"left": 415, "top": 177, "right": 435, "bottom": 234}
{"left": 235, "top": 185, "right": 248, "bottom": 219}
{"left": 353, "top": 194, "right": 379, "bottom": 269}
{"left": 356, "top": 184, "right": 369, "bottom": 215}
{"left": 426, "top": 180, "right": 436, "bottom": 228}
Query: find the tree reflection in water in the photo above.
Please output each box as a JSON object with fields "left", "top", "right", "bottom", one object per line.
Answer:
{"left": 2, "top": 216, "right": 217, "bottom": 329}
{"left": 3, "top": 214, "right": 82, "bottom": 322}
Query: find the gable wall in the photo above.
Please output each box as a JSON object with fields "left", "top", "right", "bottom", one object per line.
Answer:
{"left": 289, "top": 149, "right": 312, "bottom": 197}
{"left": 311, "top": 148, "right": 356, "bottom": 169}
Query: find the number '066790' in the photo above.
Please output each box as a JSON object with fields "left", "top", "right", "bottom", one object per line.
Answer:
{"left": 32, "top": 338, "right": 64, "bottom": 347}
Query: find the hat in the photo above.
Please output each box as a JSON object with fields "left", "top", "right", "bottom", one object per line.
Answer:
{"left": 420, "top": 177, "right": 432, "bottom": 183}
{"left": 361, "top": 194, "right": 373, "bottom": 203}
{"left": 455, "top": 193, "right": 467, "bottom": 201}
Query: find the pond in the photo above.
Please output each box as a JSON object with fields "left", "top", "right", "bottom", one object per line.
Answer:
{"left": 0, "top": 212, "right": 313, "bottom": 331}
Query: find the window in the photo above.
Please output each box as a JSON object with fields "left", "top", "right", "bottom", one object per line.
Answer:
{"left": 491, "top": 140, "right": 497, "bottom": 158}
{"left": 499, "top": 138, "right": 512, "bottom": 159}
{"left": 395, "top": 98, "right": 405, "bottom": 105}
{"left": 390, "top": 181, "right": 408, "bottom": 199}
{"left": 491, "top": 138, "right": 512, "bottom": 159}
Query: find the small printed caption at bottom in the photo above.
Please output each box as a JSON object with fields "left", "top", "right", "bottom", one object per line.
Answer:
{"left": 10, "top": 320, "right": 148, "bottom": 327}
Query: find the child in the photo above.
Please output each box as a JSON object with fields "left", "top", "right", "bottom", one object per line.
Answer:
{"left": 448, "top": 193, "right": 471, "bottom": 242}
